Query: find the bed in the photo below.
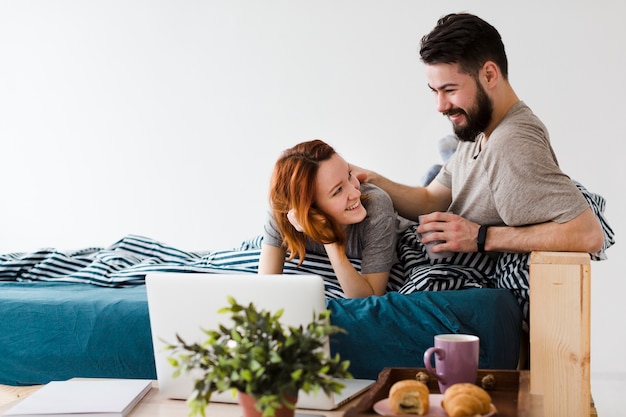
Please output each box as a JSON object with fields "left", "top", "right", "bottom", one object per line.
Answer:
{"left": 0, "top": 249, "right": 598, "bottom": 417}
{"left": 0, "top": 181, "right": 614, "bottom": 417}
{"left": 0, "top": 234, "right": 524, "bottom": 386}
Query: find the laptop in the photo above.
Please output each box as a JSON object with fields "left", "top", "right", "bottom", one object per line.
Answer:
{"left": 145, "top": 273, "right": 374, "bottom": 410}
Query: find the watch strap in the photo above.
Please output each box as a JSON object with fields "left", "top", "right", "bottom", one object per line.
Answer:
{"left": 477, "top": 225, "right": 489, "bottom": 253}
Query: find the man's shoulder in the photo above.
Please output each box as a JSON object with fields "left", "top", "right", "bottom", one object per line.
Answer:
{"left": 494, "top": 101, "right": 549, "bottom": 143}
{"left": 501, "top": 101, "right": 545, "bottom": 128}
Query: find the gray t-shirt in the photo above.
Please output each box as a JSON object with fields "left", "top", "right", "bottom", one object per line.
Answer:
{"left": 436, "top": 101, "right": 589, "bottom": 226}
{"left": 263, "top": 183, "right": 403, "bottom": 274}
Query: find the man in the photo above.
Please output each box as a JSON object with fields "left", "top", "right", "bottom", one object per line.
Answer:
{"left": 355, "top": 13, "right": 604, "bottom": 257}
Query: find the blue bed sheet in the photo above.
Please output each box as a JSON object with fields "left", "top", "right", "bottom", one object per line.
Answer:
{"left": 328, "top": 288, "right": 522, "bottom": 380}
{"left": 0, "top": 282, "right": 156, "bottom": 386}
{"left": 0, "top": 281, "right": 521, "bottom": 385}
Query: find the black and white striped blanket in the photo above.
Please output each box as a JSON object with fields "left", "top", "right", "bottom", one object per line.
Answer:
{"left": 0, "top": 181, "right": 614, "bottom": 324}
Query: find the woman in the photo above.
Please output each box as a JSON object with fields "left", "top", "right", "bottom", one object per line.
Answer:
{"left": 258, "top": 139, "right": 400, "bottom": 298}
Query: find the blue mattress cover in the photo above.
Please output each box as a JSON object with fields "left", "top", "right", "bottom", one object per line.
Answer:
{"left": 0, "top": 282, "right": 156, "bottom": 386}
{"left": 328, "top": 288, "right": 522, "bottom": 379}
{"left": 0, "top": 282, "right": 521, "bottom": 385}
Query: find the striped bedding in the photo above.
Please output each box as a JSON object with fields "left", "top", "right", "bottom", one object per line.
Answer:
{"left": 0, "top": 181, "right": 614, "bottom": 324}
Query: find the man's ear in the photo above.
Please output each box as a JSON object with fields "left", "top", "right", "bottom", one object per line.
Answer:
{"left": 481, "top": 61, "right": 500, "bottom": 86}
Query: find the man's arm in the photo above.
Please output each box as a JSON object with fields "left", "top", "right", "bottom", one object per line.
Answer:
{"left": 419, "top": 208, "right": 605, "bottom": 255}
{"left": 352, "top": 165, "right": 451, "bottom": 221}
{"left": 483, "top": 208, "right": 604, "bottom": 254}
{"left": 352, "top": 165, "right": 605, "bottom": 256}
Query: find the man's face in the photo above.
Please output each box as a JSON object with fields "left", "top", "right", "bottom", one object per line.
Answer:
{"left": 426, "top": 63, "right": 493, "bottom": 142}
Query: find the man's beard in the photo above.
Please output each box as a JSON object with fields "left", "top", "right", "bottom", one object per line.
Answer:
{"left": 446, "top": 83, "right": 493, "bottom": 142}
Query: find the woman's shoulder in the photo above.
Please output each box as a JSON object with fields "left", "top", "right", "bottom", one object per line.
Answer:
{"left": 361, "top": 182, "right": 388, "bottom": 197}
{"left": 360, "top": 183, "right": 393, "bottom": 210}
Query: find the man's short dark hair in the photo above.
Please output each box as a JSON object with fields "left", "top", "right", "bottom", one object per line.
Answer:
{"left": 419, "top": 13, "right": 508, "bottom": 79}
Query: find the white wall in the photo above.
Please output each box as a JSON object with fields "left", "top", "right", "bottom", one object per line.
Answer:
{"left": 1, "top": 0, "right": 623, "bottom": 378}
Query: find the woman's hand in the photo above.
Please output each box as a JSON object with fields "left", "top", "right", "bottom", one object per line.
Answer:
{"left": 287, "top": 208, "right": 327, "bottom": 234}
{"left": 287, "top": 209, "right": 304, "bottom": 232}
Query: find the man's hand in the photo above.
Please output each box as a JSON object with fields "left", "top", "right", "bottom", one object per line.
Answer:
{"left": 350, "top": 164, "right": 374, "bottom": 184}
{"left": 417, "top": 211, "right": 481, "bottom": 253}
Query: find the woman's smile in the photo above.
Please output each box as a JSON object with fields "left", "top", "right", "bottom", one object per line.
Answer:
{"left": 346, "top": 200, "right": 361, "bottom": 211}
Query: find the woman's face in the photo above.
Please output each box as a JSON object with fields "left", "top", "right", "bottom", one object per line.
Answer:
{"left": 314, "top": 153, "right": 367, "bottom": 226}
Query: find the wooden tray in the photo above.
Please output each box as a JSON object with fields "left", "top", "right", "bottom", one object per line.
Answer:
{"left": 344, "top": 367, "right": 522, "bottom": 417}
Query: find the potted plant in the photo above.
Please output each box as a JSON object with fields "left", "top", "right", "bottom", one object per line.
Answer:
{"left": 165, "top": 295, "right": 352, "bottom": 417}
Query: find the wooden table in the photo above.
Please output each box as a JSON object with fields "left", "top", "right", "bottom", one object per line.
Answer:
{"left": 0, "top": 382, "right": 355, "bottom": 417}
{"left": 0, "top": 371, "right": 543, "bottom": 417}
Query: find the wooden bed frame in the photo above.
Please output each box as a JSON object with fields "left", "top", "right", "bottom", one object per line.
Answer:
{"left": 529, "top": 251, "right": 593, "bottom": 417}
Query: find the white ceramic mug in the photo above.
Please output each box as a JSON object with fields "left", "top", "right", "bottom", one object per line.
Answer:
{"left": 418, "top": 215, "right": 453, "bottom": 260}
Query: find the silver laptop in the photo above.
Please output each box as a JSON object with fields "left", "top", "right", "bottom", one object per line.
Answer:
{"left": 145, "top": 273, "right": 374, "bottom": 410}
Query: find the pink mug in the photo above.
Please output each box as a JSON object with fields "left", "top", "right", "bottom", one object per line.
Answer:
{"left": 423, "top": 334, "right": 479, "bottom": 393}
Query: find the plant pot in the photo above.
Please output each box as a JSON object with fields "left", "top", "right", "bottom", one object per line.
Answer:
{"left": 237, "top": 391, "right": 298, "bottom": 417}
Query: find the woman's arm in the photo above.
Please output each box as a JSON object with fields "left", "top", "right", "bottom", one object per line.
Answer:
{"left": 324, "top": 242, "right": 389, "bottom": 297}
{"left": 260, "top": 239, "right": 388, "bottom": 297}
{"left": 258, "top": 244, "right": 286, "bottom": 274}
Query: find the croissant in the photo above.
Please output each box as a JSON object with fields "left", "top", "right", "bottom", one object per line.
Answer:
{"left": 388, "top": 379, "right": 430, "bottom": 415}
{"left": 441, "top": 383, "right": 492, "bottom": 417}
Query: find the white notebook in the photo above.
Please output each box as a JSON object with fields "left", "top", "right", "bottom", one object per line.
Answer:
{"left": 3, "top": 378, "right": 152, "bottom": 417}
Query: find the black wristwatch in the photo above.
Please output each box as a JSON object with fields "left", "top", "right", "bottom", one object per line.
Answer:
{"left": 477, "top": 225, "right": 489, "bottom": 253}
